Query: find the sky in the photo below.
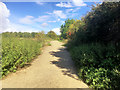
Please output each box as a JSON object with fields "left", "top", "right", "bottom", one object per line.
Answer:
{"left": 0, "top": 0, "right": 99, "bottom": 35}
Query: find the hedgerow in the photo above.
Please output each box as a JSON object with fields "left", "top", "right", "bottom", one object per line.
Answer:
{"left": 69, "top": 44, "right": 120, "bottom": 89}
{"left": 61, "top": 2, "right": 120, "bottom": 89}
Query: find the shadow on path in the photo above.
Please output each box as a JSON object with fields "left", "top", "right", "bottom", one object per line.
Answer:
{"left": 49, "top": 47, "right": 79, "bottom": 80}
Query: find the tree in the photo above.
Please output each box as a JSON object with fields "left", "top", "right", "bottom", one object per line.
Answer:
{"left": 47, "top": 31, "right": 57, "bottom": 40}
{"left": 60, "top": 19, "right": 75, "bottom": 39}
{"left": 66, "top": 20, "right": 85, "bottom": 40}
{"left": 83, "top": 2, "right": 120, "bottom": 44}
{"left": 35, "top": 31, "right": 46, "bottom": 42}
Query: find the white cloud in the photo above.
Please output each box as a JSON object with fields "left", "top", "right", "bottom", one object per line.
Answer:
{"left": 46, "top": 12, "right": 52, "bottom": 15}
{"left": 72, "top": 7, "right": 81, "bottom": 12}
{"left": 99, "top": 2, "right": 103, "bottom": 5}
{"left": 52, "top": 28, "right": 61, "bottom": 35}
{"left": 2, "top": 23, "right": 40, "bottom": 33}
{"left": 66, "top": 8, "right": 81, "bottom": 14}
{"left": 56, "top": 0, "right": 86, "bottom": 8}
{"left": 34, "top": 15, "right": 50, "bottom": 22}
{"left": 57, "top": 18, "right": 60, "bottom": 21}
{"left": 41, "top": 23, "right": 48, "bottom": 27}
{"left": 3, "top": 24, "right": 17, "bottom": 32}
{"left": 0, "top": 2, "right": 40, "bottom": 33}
{"left": 36, "top": 1, "right": 44, "bottom": 5}
{"left": 0, "top": 2, "right": 10, "bottom": 32}
{"left": 47, "top": 10, "right": 66, "bottom": 19}
{"left": 72, "top": 0, "right": 87, "bottom": 6}
{"left": 47, "top": 19, "right": 61, "bottom": 23}
{"left": 19, "top": 15, "right": 50, "bottom": 24}
{"left": 0, "top": 2, "right": 10, "bottom": 17}
{"left": 66, "top": 9, "right": 73, "bottom": 13}
{"left": 48, "top": 21, "right": 56, "bottom": 23}
{"left": 53, "top": 10, "right": 67, "bottom": 19}
{"left": 56, "top": 2, "right": 73, "bottom": 8}
{"left": 19, "top": 16, "right": 34, "bottom": 24}
{"left": 9, "top": 23, "right": 40, "bottom": 33}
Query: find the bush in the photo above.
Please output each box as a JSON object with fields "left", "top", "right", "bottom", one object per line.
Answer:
{"left": 69, "top": 43, "right": 120, "bottom": 89}
{"left": 64, "top": 2, "right": 120, "bottom": 89}
{"left": 47, "top": 31, "right": 58, "bottom": 40}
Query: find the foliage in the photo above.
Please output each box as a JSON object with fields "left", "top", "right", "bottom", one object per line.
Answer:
{"left": 47, "top": 43, "right": 51, "bottom": 46}
{"left": 60, "top": 19, "right": 75, "bottom": 39}
{"left": 73, "top": 2, "right": 120, "bottom": 45}
{"left": 64, "top": 2, "right": 120, "bottom": 89}
{"left": 70, "top": 44, "right": 120, "bottom": 89}
{"left": 47, "top": 31, "right": 58, "bottom": 40}
{"left": 2, "top": 32, "right": 38, "bottom": 38}
{"left": 1, "top": 32, "right": 51, "bottom": 79}
{"left": 35, "top": 31, "right": 48, "bottom": 44}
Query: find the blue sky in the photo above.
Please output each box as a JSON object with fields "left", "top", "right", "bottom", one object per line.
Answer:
{"left": 1, "top": 1, "right": 99, "bottom": 34}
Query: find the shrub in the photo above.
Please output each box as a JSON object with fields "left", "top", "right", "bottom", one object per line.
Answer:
{"left": 69, "top": 43, "right": 120, "bottom": 89}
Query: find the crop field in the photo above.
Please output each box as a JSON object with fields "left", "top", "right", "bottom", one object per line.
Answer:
{"left": 0, "top": 30, "right": 59, "bottom": 79}
{"left": 1, "top": 36, "right": 47, "bottom": 78}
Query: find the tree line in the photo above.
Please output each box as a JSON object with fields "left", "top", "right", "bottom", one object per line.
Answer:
{"left": 2, "top": 31, "right": 59, "bottom": 40}
{"left": 60, "top": 2, "right": 120, "bottom": 46}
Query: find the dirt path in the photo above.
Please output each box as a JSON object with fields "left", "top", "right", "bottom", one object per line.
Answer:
{"left": 1, "top": 41, "right": 89, "bottom": 88}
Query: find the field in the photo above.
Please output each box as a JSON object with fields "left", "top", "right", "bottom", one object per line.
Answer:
{"left": 1, "top": 32, "right": 52, "bottom": 78}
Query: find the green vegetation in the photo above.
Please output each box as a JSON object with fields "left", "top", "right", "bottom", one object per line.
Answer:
{"left": 2, "top": 37, "right": 42, "bottom": 78}
{"left": 1, "top": 31, "right": 55, "bottom": 78}
{"left": 60, "top": 2, "right": 120, "bottom": 89}
{"left": 70, "top": 44, "right": 120, "bottom": 89}
{"left": 47, "top": 31, "right": 58, "bottom": 40}
{"left": 47, "top": 43, "right": 51, "bottom": 46}
{"left": 60, "top": 19, "right": 75, "bottom": 39}
{"left": 2, "top": 32, "right": 38, "bottom": 38}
